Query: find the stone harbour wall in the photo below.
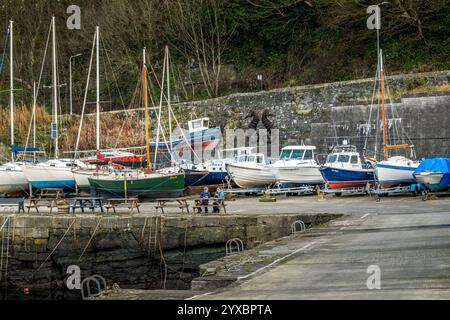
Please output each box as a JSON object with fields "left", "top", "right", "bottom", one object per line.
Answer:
{"left": 170, "top": 70, "right": 450, "bottom": 159}
{"left": 0, "top": 213, "right": 339, "bottom": 298}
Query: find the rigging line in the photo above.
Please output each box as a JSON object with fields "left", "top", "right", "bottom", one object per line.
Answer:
{"left": 78, "top": 217, "right": 102, "bottom": 262}
{"left": 154, "top": 53, "right": 167, "bottom": 164}
{"left": 0, "top": 27, "right": 9, "bottom": 79}
{"left": 363, "top": 61, "right": 380, "bottom": 156}
{"left": 162, "top": 73, "right": 204, "bottom": 162}
{"left": 74, "top": 31, "right": 97, "bottom": 159}
{"left": 4, "top": 216, "right": 11, "bottom": 288}
{"left": 24, "top": 20, "right": 52, "bottom": 152}
{"left": 148, "top": 61, "right": 204, "bottom": 164}
{"left": 147, "top": 75, "right": 174, "bottom": 165}
{"left": 384, "top": 68, "right": 414, "bottom": 147}
{"left": 36, "top": 218, "right": 77, "bottom": 272}
{"left": 0, "top": 216, "right": 9, "bottom": 282}
{"left": 100, "top": 36, "right": 130, "bottom": 149}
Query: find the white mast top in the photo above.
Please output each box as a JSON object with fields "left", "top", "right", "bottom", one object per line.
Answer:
{"left": 166, "top": 46, "right": 173, "bottom": 155}
{"left": 51, "top": 16, "right": 59, "bottom": 159}
{"left": 9, "top": 20, "right": 14, "bottom": 161}
{"left": 96, "top": 26, "right": 100, "bottom": 151}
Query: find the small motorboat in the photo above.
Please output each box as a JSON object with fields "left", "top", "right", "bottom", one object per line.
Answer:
{"left": 413, "top": 158, "right": 450, "bottom": 192}
{"left": 319, "top": 145, "right": 375, "bottom": 189}
{"left": 271, "top": 145, "right": 323, "bottom": 187}
{"left": 227, "top": 153, "right": 276, "bottom": 189}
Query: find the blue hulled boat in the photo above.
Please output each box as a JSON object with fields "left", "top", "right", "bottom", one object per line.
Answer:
{"left": 319, "top": 145, "right": 376, "bottom": 189}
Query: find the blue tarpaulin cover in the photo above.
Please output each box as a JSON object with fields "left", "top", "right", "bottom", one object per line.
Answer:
{"left": 414, "top": 158, "right": 450, "bottom": 189}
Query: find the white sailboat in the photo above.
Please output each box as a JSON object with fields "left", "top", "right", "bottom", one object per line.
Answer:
{"left": 0, "top": 21, "right": 29, "bottom": 195}
{"left": 72, "top": 26, "right": 107, "bottom": 191}
{"left": 271, "top": 146, "right": 323, "bottom": 186}
{"left": 373, "top": 51, "right": 420, "bottom": 187}
{"left": 22, "top": 17, "right": 79, "bottom": 190}
{"left": 227, "top": 153, "right": 276, "bottom": 188}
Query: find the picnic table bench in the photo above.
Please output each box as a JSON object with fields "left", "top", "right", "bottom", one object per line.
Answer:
{"left": 193, "top": 197, "right": 227, "bottom": 214}
{"left": 105, "top": 198, "right": 141, "bottom": 214}
{"left": 155, "top": 197, "right": 191, "bottom": 214}
{"left": 0, "top": 197, "right": 25, "bottom": 213}
{"left": 70, "top": 197, "right": 104, "bottom": 214}
{"left": 26, "top": 188, "right": 65, "bottom": 214}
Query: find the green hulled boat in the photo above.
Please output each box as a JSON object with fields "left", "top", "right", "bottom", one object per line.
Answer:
{"left": 88, "top": 172, "right": 186, "bottom": 199}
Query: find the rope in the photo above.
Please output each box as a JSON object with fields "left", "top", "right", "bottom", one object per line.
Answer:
{"left": 0, "top": 216, "right": 8, "bottom": 282}
{"left": 36, "top": 218, "right": 76, "bottom": 272}
{"left": 78, "top": 217, "right": 103, "bottom": 262}
{"left": 4, "top": 216, "right": 11, "bottom": 288}
{"left": 159, "top": 215, "right": 168, "bottom": 289}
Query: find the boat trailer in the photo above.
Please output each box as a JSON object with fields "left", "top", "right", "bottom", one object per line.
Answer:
{"left": 320, "top": 185, "right": 371, "bottom": 197}
{"left": 409, "top": 183, "right": 450, "bottom": 201}
{"left": 224, "top": 185, "right": 318, "bottom": 197}
{"left": 370, "top": 184, "right": 416, "bottom": 202}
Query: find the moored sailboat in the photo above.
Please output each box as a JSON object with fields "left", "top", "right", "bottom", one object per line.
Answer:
{"left": 88, "top": 47, "right": 185, "bottom": 199}
{"left": 0, "top": 21, "right": 29, "bottom": 195}
{"left": 21, "top": 17, "right": 83, "bottom": 190}
{"left": 373, "top": 51, "right": 420, "bottom": 187}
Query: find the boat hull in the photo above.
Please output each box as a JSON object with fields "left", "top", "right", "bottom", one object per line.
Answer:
{"left": 273, "top": 165, "right": 323, "bottom": 186}
{"left": 88, "top": 173, "right": 186, "bottom": 199}
{"left": 22, "top": 165, "right": 76, "bottom": 190}
{"left": 73, "top": 169, "right": 112, "bottom": 192}
{"left": 0, "top": 169, "right": 29, "bottom": 194}
{"left": 227, "top": 164, "right": 276, "bottom": 189}
{"left": 320, "top": 166, "right": 375, "bottom": 189}
{"left": 184, "top": 169, "right": 229, "bottom": 187}
{"left": 375, "top": 163, "right": 418, "bottom": 188}
{"left": 414, "top": 172, "right": 448, "bottom": 192}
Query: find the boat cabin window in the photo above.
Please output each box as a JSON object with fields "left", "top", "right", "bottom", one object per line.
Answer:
{"left": 256, "top": 155, "right": 264, "bottom": 164}
{"left": 279, "top": 150, "right": 292, "bottom": 160}
{"left": 350, "top": 155, "right": 359, "bottom": 164}
{"left": 303, "top": 150, "right": 313, "bottom": 160}
{"left": 291, "top": 150, "right": 304, "bottom": 160}
{"left": 248, "top": 155, "right": 256, "bottom": 162}
{"left": 191, "top": 120, "right": 202, "bottom": 130}
{"left": 338, "top": 154, "right": 350, "bottom": 163}
{"left": 326, "top": 154, "right": 337, "bottom": 163}
{"left": 203, "top": 119, "right": 209, "bottom": 128}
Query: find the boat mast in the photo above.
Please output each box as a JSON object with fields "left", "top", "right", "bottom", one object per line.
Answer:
{"left": 9, "top": 20, "right": 14, "bottom": 162}
{"left": 166, "top": 46, "right": 173, "bottom": 159}
{"left": 33, "top": 81, "right": 36, "bottom": 148}
{"left": 96, "top": 26, "right": 100, "bottom": 152}
{"left": 143, "top": 48, "right": 151, "bottom": 173}
{"left": 380, "top": 51, "right": 388, "bottom": 161}
{"left": 51, "top": 16, "right": 59, "bottom": 159}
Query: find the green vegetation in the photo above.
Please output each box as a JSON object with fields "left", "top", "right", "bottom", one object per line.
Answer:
{"left": 0, "top": 0, "right": 449, "bottom": 156}
{"left": 0, "top": 0, "right": 449, "bottom": 109}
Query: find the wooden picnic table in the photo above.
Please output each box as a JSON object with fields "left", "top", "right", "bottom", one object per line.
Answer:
{"left": 193, "top": 197, "right": 227, "bottom": 214}
{"left": 155, "top": 197, "right": 192, "bottom": 214}
{"left": 0, "top": 198, "right": 25, "bottom": 213}
{"left": 70, "top": 197, "right": 104, "bottom": 214}
{"left": 105, "top": 198, "right": 141, "bottom": 214}
{"left": 26, "top": 188, "right": 66, "bottom": 214}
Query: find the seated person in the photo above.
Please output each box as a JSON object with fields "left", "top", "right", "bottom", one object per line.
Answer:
{"left": 213, "top": 187, "right": 225, "bottom": 213}
{"left": 198, "top": 187, "right": 212, "bottom": 213}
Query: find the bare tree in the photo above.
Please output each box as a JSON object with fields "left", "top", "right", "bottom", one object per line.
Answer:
{"left": 163, "top": 0, "right": 236, "bottom": 98}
